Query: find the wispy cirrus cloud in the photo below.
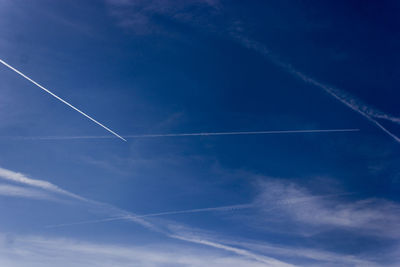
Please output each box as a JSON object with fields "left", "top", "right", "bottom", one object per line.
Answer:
{"left": 2, "top": 165, "right": 397, "bottom": 265}
{"left": 0, "top": 233, "right": 283, "bottom": 267}
{"left": 169, "top": 234, "right": 297, "bottom": 267}
{"left": 0, "top": 166, "right": 292, "bottom": 265}
{"left": 254, "top": 179, "right": 400, "bottom": 238}
{"left": 221, "top": 238, "right": 382, "bottom": 267}
{"left": 106, "top": 0, "right": 220, "bottom": 34}
{"left": 0, "top": 166, "right": 157, "bottom": 231}
{"left": 0, "top": 167, "right": 87, "bottom": 202}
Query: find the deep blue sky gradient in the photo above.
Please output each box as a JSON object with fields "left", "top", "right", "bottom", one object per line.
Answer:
{"left": 0, "top": 1, "right": 399, "bottom": 266}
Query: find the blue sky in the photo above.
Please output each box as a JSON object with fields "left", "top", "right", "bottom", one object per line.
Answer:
{"left": 0, "top": 0, "right": 400, "bottom": 266}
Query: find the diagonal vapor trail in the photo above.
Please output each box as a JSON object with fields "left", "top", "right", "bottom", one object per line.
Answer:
{"left": 5, "top": 128, "right": 360, "bottom": 140}
{"left": 0, "top": 59, "right": 127, "bottom": 142}
{"left": 230, "top": 34, "right": 400, "bottom": 144}
{"left": 46, "top": 203, "right": 253, "bottom": 228}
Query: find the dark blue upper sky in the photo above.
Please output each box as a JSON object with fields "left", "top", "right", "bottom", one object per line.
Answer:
{"left": 0, "top": 1, "right": 399, "bottom": 266}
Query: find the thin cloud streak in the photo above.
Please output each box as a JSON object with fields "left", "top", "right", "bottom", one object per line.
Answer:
{"left": 0, "top": 59, "right": 126, "bottom": 142}
{"left": 169, "top": 234, "right": 297, "bottom": 267}
{"left": 4, "top": 128, "right": 359, "bottom": 140}
{"left": 0, "top": 232, "right": 293, "bottom": 267}
{"left": 0, "top": 166, "right": 160, "bottom": 231}
{"left": 0, "top": 165, "right": 388, "bottom": 265}
{"left": 103, "top": 0, "right": 400, "bottom": 142}
{"left": 0, "top": 184, "right": 53, "bottom": 200}
{"left": 0, "top": 167, "right": 87, "bottom": 202}
{"left": 0, "top": 166, "right": 281, "bottom": 264}
{"left": 255, "top": 179, "right": 400, "bottom": 237}
{"left": 46, "top": 193, "right": 352, "bottom": 229}
{"left": 46, "top": 203, "right": 253, "bottom": 228}
{"left": 231, "top": 34, "right": 400, "bottom": 143}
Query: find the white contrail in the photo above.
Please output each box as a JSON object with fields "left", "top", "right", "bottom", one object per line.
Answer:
{"left": 0, "top": 166, "right": 87, "bottom": 202}
{"left": 0, "top": 59, "right": 127, "bottom": 142}
{"left": 46, "top": 203, "right": 253, "bottom": 228}
{"left": 0, "top": 165, "right": 284, "bottom": 265}
{"left": 169, "top": 234, "right": 296, "bottom": 267}
{"left": 5, "top": 128, "right": 359, "bottom": 140}
{"left": 46, "top": 193, "right": 353, "bottom": 229}
{"left": 231, "top": 34, "right": 400, "bottom": 144}
{"left": 0, "top": 165, "right": 155, "bottom": 230}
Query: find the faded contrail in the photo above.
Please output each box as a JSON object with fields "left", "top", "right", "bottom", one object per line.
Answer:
{"left": 46, "top": 193, "right": 352, "bottom": 229}
{"left": 46, "top": 203, "right": 253, "bottom": 228}
{"left": 5, "top": 128, "right": 359, "bottom": 140}
{"left": 230, "top": 34, "right": 400, "bottom": 144}
{"left": 0, "top": 165, "right": 278, "bottom": 265}
{"left": 0, "top": 59, "right": 127, "bottom": 142}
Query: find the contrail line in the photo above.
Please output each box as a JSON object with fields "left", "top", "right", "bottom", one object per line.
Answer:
{"left": 46, "top": 204, "right": 253, "bottom": 228}
{"left": 0, "top": 59, "right": 126, "bottom": 142}
{"left": 4, "top": 128, "right": 360, "bottom": 140}
{"left": 230, "top": 33, "right": 400, "bottom": 143}
{"left": 46, "top": 192, "right": 352, "bottom": 229}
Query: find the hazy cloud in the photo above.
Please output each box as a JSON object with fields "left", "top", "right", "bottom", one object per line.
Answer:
{"left": 255, "top": 179, "right": 400, "bottom": 238}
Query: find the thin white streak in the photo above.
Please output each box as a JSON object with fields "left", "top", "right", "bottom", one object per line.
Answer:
{"left": 291, "top": 70, "right": 400, "bottom": 143}
{"left": 231, "top": 34, "right": 400, "bottom": 143}
{"left": 46, "top": 193, "right": 353, "bottom": 228}
{"left": 0, "top": 166, "right": 287, "bottom": 264}
{"left": 169, "top": 234, "right": 296, "bottom": 267}
{"left": 0, "top": 166, "right": 156, "bottom": 231}
{"left": 0, "top": 59, "right": 126, "bottom": 142}
{"left": 0, "top": 167, "right": 87, "bottom": 202}
{"left": 4, "top": 128, "right": 360, "bottom": 140}
{"left": 0, "top": 233, "right": 297, "bottom": 267}
{"left": 46, "top": 191, "right": 355, "bottom": 229}
{"left": 46, "top": 204, "right": 253, "bottom": 228}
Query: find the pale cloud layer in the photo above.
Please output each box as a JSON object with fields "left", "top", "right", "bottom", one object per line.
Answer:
{"left": 0, "top": 164, "right": 398, "bottom": 266}
{"left": 255, "top": 179, "right": 400, "bottom": 238}
{"left": 0, "top": 183, "right": 53, "bottom": 200}
{"left": 0, "top": 166, "right": 87, "bottom": 201}
{"left": 106, "top": 0, "right": 220, "bottom": 34}
{"left": 0, "top": 166, "right": 292, "bottom": 265}
{"left": 0, "top": 233, "right": 276, "bottom": 267}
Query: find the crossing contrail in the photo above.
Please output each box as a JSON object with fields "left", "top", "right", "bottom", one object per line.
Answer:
{"left": 0, "top": 59, "right": 127, "bottom": 142}
{"left": 5, "top": 128, "right": 359, "bottom": 140}
{"left": 46, "top": 192, "right": 352, "bottom": 229}
{"left": 46, "top": 203, "right": 253, "bottom": 228}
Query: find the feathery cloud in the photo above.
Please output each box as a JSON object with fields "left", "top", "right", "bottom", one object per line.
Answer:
{"left": 1, "top": 165, "right": 395, "bottom": 265}
{"left": 106, "top": 0, "right": 220, "bottom": 34}
{"left": 170, "top": 234, "right": 297, "bottom": 267}
{"left": 0, "top": 167, "right": 87, "bottom": 202}
{"left": 0, "top": 232, "right": 287, "bottom": 267}
{"left": 0, "top": 166, "right": 282, "bottom": 264}
{"left": 255, "top": 179, "right": 400, "bottom": 237}
{"left": 0, "top": 184, "right": 53, "bottom": 200}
